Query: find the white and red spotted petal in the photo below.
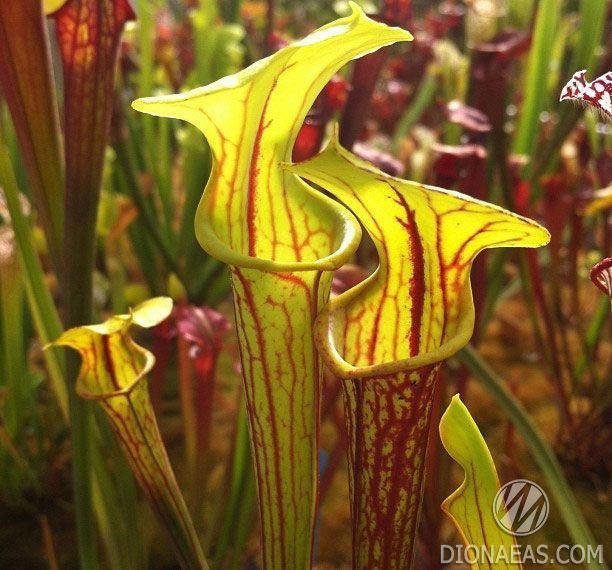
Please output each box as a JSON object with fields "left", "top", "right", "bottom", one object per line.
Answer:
{"left": 590, "top": 257, "right": 612, "bottom": 297}
{"left": 560, "top": 70, "right": 612, "bottom": 118}
{"left": 560, "top": 69, "right": 587, "bottom": 101}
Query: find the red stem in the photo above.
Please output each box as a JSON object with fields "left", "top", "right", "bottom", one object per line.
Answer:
{"left": 339, "top": 47, "right": 390, "bottom": 150}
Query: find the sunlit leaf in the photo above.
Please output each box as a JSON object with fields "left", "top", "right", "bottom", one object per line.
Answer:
{"left": 583, "top": 185, "right": 612, "bottom": 217}
{"left": 133, "top": 5, "right": 412, "bottom": 567}
{"left": 440, "top": 394, "right": 520, "bottom": 570}
{"left": 287, "top": 132, "right": 549, "bottom": 568}
{"left": 49, "top": 298, "right": 209, "bottom": 570}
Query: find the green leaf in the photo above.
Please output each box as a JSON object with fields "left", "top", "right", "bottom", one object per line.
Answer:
{"left": 440, "top": 394, "right": 520, "bottom": 570}
{"left": 43, "top": 0, "right": 68, "bottom": 13}
{"left": 458, "top": 344, "right": 606, "bottom": 570}
{"left": 512, "top": 0, "right": 561, "bottom": 160}
{"left": 0, "top": 125, "right": 68, "bottom": 419}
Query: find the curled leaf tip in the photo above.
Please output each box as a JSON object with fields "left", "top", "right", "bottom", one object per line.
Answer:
{"left": 131, "top": 296, "right": 174, "bottom": 327}
{"left": 317, "top": 1, "right": 414, "bottom": 44}
{"left": 48, "top": 297, "right": 173, "bottom": 399}
{"left": 131, "top": 94, "right": 182, "bottom": 115}
{"left": 132, "top": 7, "right": 410, "bottom": 272}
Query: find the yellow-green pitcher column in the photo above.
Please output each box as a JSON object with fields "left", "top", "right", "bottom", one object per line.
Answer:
{"left": 288, "top": 136, "right": 549, "bottom": 569}
{"left": 133, "top": 6, "right": 412, "bottom": 567}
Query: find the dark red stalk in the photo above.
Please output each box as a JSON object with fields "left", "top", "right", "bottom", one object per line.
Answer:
{"left": 321, "top": 371, "right": 344, "bottom": 421}
{"left": 175, "top": 304, "right": 229, "bottom": 467}
{"left": 469, "top": 30, "right": 530, "bottom": 132}
{"left": 178, "top": 332, "right": 198, "bottom": 470}
{"left": 469, "top": 30, "right": 530, "bottom": 208}
{"left": 319, "top": 406, "right": 348, "bottom": 502}
{"left": 381, "top": 0, "right": 412, "bottom": 28}
{"left": 339, "top": 0, "right": 414, "bottom": 149}
{"left": 0, "top": 0, "right": 65, "bottom": 271}
{"left": 569, "top": 211, "right": 582, "bottom": 316}
{"left": 51, "top": 0, "right": 135, "bottom": 327}
{"left": 524, "top": 248, "right": 574, "bottom": 428}
{"left": 541, "top": 175, "right": 579, "bottom": 383}
{"left": 264, "top": 0, "right": 276, "bottom": 55}
{"left": 49, "top": 3, "right": 135, "bottom": 567}
{"left": 150, "top": 318, "right": 176, "bottom": 413}
{"left": 340, "top": 47, "right": 390, "bottom": 149}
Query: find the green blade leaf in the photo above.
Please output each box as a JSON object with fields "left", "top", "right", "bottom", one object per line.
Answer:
{"left": 512, "top": 0, "right": 561, "bottom": 161}
{"left": 440, "top": 394, "right": 520, "bottom": 570}
{"left": 0, "top": 125, "right": 68, "bottom": 419}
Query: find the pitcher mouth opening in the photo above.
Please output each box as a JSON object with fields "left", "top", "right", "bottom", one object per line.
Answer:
{"left": 314, "top": 274, "right": 476, "bottom": 379}
{"left": 195, "top": 177, "right": 363, "bottom": 273}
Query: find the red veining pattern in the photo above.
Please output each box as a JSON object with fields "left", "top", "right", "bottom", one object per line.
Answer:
{"left": 53, "top": 0, "right": 135, "bottom": 329}
{"left": 247, "top": 98, "right": 273, "bottom": 256}
{"left": 245, "top": 60, "right": 303, "bottom": 257}
{"left": 231, "top": 266, "right": 325, "bottom": 569}
{"left": 69, "top": 327, "right": 203, "bottom": 567}
{"left": 53, "top": 0, "right": 135, "bottom": 201}
{"left": 345, "top": 367, "right": 439, "bottom": 569}
{"left": 164, "top": 19, "right": 414, "bottom": 569}
{"left": 392, "top": 189, "right": 425, "bottom": 356}
{"left": 295, "top": 147, "right": 545, "bottom": 569}
{"left": 232, "top": 268, "right": 288, "bottom": 569}
{"left": 193, "top": 62, "right": 367, "bottom": 570}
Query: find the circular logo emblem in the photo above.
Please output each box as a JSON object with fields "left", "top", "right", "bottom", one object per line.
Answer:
{"left": 493, "top": 479, "right": 549, "bottom": 536}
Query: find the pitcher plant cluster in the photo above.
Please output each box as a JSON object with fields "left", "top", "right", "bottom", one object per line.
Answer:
{"left": 0, "top": 0, "right": 609, "bottom": 569}
{"left": 129, "top": 5, "right": 546, "bottom": 568}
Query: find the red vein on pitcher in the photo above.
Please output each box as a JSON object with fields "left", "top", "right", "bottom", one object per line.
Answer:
{"left": 132, "top": 5, "right": 413, "bottom": 568}
{"left": 48, "top": 298, "right": 208, "bottom": 570}
{"left": 287, "top": 133, "right": 549, "bottom": 569}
